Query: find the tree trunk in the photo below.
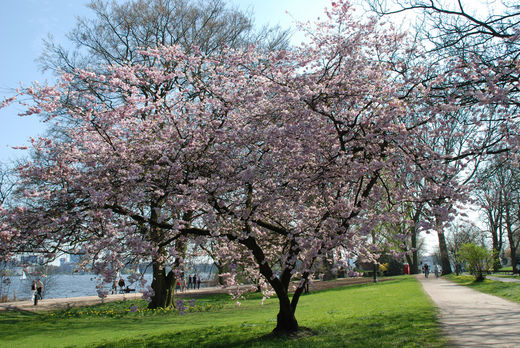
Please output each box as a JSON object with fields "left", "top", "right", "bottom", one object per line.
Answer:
{"left": 322, "top": 253, "right": 336, "bottom": 281}
{"left": 148, "top": 260, "right": 176, "bottom": 309}
{"left": 215, "top": 262, "right": 228, "bottom": 286}
{"left": 511, "top": 247, "right": 518, "bottom": 275}
{"left": 239, "top": 234, "right": 299, "bottom": 335}
{"left": 488, "top": 201, "right": 503, "bottom": 272}
{"left": 273, "top": 293, "right": 299, "bottom": 334}
{"left": 505, "top": 203, "right": 518, "bottom": 274}
{"left": 411, "top": 227, "right": 419, "bottom": 274}
{"left": 437, "top": 229, "right": 452, "bottom": 275}
{"left": 491, "top": 218, "right": 502, "bottom": 271}
{"left": 409, "top": 204, "right": 423, "bottom": 275}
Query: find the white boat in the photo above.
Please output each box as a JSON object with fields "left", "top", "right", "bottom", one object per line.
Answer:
{"left": 20, "top": 270, "right": 27, "bottom": 280}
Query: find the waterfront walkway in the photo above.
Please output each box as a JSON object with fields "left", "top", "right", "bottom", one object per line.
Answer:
{"left": 417, "top": 274, "right": 520, "bottom": 347}
{"left": 0, "top": 286, "right": 228, "bottom": 312}
{"left": 0, "top": 292, "right": 143, "bottom": 312}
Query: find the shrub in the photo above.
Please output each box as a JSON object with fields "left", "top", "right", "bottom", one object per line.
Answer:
{"left": 457, "top": 243, "right": 493, "bottom": 281}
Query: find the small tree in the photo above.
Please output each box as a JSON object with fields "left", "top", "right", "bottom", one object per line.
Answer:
{"left": 457, "top": 243, "right": 493, "bottom": 282}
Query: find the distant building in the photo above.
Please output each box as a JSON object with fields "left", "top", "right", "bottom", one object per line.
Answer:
{"left": 20, "top": 255, "right": 43, "bottom": 265}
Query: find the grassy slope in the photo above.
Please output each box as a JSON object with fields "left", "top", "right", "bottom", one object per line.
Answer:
{"left": 0, "top": 276, "right": 446, "bottom": 348}
{"left": 444, "top": 274, "right": 520, "bottom": 303}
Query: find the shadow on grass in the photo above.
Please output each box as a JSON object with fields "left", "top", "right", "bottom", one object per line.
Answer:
{"left": 0, "top": 308, "right": 41, "bottom": 326}
{"left": 92, "top": 309, "right": 445, "bottom": 348}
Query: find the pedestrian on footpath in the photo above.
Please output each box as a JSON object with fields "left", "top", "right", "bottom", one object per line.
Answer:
{"left": 188, "top": 275, "right": 192, "bottom": 290}
{"left": 434, "top": 264, "right": 440, "bottom": 278}
{"left": 112, "top": 279, "right": 118, "bottom": 294}
{"left": 196, "top": 274, "right": 201, "bottom": 289}
{"left": 36, "top": 279, "right": 44, "bottom": 300}
{"left": 31, "top": 280, "right": 38, "bottom": 305}
{"left": 423, "top": 264, "right": 430, "bottom": 278}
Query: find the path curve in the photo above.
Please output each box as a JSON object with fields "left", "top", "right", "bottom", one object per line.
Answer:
{"left": 487, "top": 275, "right": 520, "bottom": 283}
{"left": 416, "top": 274, "right": 520, "bottom": 347}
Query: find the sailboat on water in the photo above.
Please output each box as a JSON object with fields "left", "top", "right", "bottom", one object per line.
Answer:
{"left": 20, "top": 270, "right": 27, "bottom": 280}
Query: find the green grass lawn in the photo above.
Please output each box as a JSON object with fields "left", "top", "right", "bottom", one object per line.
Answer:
{"left": 0, "top": 276, "right": 447, "bottom": 348}
{"left": 444, "top": 274, "right": 520, "bottom": 303}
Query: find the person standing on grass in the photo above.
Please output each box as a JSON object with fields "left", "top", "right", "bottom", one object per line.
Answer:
{"left": 112, "top": 279, "right": 118, "bottom": 294}
{"left": 36, "top": 279, "right": 44, "bottom": 300}
{"left": 182, "top": 276, "right": 187, "bottom": 292}
{"left": 31, "top": 280, "right": 38, "bottom": 305}
{"left": 118, "top": 277, "right": 125, "bottom": 293}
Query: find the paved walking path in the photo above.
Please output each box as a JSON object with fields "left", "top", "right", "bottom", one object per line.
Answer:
{"left": 416, "top": 274, "right": 520, "bottom": 347}
{"left": 487, "top": 275, "right": 520, "bottom": 283}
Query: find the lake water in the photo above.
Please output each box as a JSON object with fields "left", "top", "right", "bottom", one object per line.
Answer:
{"left": 5, "top": 273, "right": 210, "bottom": 301}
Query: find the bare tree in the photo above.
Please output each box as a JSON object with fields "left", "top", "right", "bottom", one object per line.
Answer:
{"left": 478, "top": 156, "right": 520, "bottom": 273}
{"left": 40, "top": 0, "right": 289, "bottom": 75}
{"left": 0, "top": 163, "right": 15, "bottom": 207}
{"left": 476, "top": 168, "right": 505, "bottom": 271}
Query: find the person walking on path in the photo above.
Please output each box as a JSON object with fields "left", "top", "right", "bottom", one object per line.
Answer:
{"left": 422, "top": 264, "right": 429, "bottom": 278}
{"left": 111, "top": 279, "right": 118, "bottom": 294}
{"left": 36, "top": 279, "right": 44, "bottom": 300}
{"left": 181, "top": 276, "right": 187, "bottom": 292}
{"left": 416, "top": 274, "right": 520, "bottom": 347}
{"left": 196, "top": 275, "right": 201, "bottom": 289}
{"left": 31, "top": 280, "right": 38, "bottom": 305}
{"left": 188, "top": 275, "right": 193, "bottom": 290}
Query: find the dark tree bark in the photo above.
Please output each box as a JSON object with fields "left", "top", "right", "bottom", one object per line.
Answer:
{"left": 373, "top": 263, "right": 378, "bottom": 283}
{"left": 487, "top": 198, "right": 504, "bottom": 271}
{"left": 437, "top": 228, "right": 452, "bottom": 275}
{"left": 409, "top": 204, "right": 423, "bottom": 274}
{"left": 506, "top": 199, "right": 518, "bottom": 274}
{"left": 411, "top": 229, "right": 419, "bottom": 274}
{"left": 240, "top": 234, "right": 300, "bottom": 335}
{"left": 148, "top": 260, "right": 176, "bottom": 309}
{"left": 273, "top": 292, "right": 299, "bottom": 334}
{"left": 214, "top": 262, "right": 227, "bottom": 286}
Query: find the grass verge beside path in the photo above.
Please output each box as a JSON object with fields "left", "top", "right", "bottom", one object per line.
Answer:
{"left": 0, "top": 276, "right": 447, "bottom": 348}
{"left": 444, "top": 274, "right": 520, "bottom": 303}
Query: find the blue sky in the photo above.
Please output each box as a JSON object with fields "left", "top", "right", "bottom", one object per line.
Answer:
{"left": 0, "top": 0, "right": 90, "bottom": 163}
{"left": 0, "top": 0, "right": 331, "bottom": 163}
